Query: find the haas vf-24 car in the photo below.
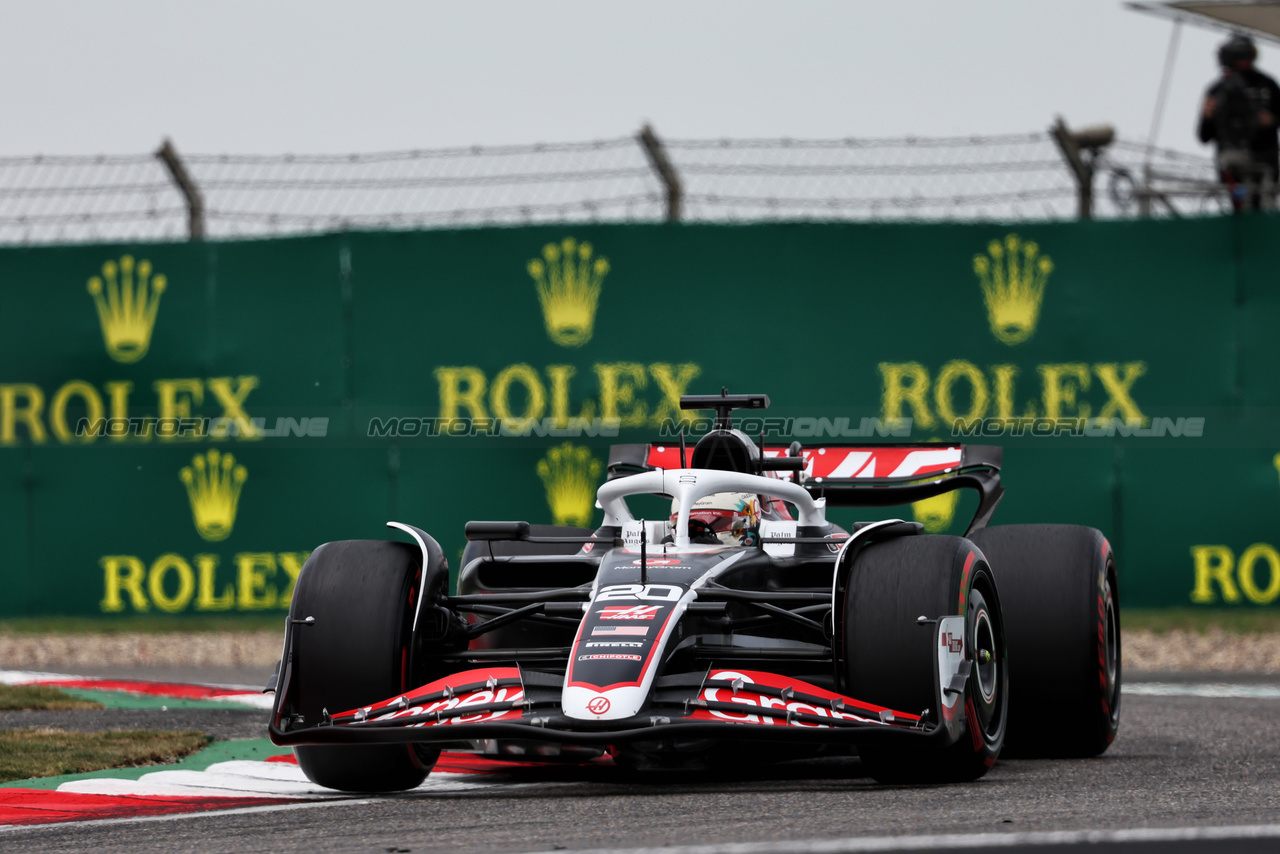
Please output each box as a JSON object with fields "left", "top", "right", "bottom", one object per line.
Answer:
{"left": 267, "top": 391, "right": 1121, "bottom": 789}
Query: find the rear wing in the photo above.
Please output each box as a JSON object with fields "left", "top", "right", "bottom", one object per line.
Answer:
{"left": 607, "top": 442, "right": 1004, "bottom": 534}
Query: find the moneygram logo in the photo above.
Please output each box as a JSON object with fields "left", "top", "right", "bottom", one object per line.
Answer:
{"left": 536, "top": 442, "right": 602, "bottom": 527}
{"left": 527, "top": 238, "right": 609, "bottom": 348}
{"left": 87, "top": 255, "right": 167, "bottom": 363}
{"left": 180, "top": 450, "right": 247, "bottom": 542}
{"left": 973, "top": 234, "right": 1052, "bottom": 346}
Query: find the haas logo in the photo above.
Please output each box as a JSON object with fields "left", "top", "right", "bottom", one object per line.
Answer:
{"left": 587, "top": 696, "right": 611, "bottom": 715}
{"left": 599, "top": 606, "right": 661, "bottom": 620}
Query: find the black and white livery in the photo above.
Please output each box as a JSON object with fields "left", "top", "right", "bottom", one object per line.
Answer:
{"left": 267, "top": 391, "right": 1121, "bottom": 791}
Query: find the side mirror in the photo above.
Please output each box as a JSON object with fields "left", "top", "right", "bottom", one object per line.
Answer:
{"left": 464, "top": 521, "right": 530, "bottom": 541}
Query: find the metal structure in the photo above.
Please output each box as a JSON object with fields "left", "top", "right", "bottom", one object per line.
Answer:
{"left": 0, "top": 125, "right": 1228, "bottom": 245}
{"left": 1128, "top": 1, "right": 1280, "bottom": 44}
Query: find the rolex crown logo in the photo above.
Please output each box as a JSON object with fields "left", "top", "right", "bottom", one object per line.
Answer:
{"left": 973, "top": 234, "right": 1052, "bottom": 346}
{"left": 180, "top": 450, "right": 247, "bottom": 542}
{"left": 87, "top": 255, "right": 167, "bottom": 363}
{"left": 537, "top": 442, "right": 602, "bottom": 527}
{"left": 912, "top": 490, "right": 959, "bottom": 534}
{"left": 527, "top": 238, "right": 608, "bottom": 348}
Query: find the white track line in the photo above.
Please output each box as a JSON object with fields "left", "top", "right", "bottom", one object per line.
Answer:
{"left": 517, "top": 824, "right": 1280, "bottom": 854}
{"left": 1125, "top": 682, "right": 1280, "bottom": 699}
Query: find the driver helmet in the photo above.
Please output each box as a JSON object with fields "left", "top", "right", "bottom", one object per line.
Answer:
{"left": 670, "top": 492, "right": 761, "bottom": 546}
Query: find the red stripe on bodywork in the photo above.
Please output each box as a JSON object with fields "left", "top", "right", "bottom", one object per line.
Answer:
{"left": 565, "top": 603, "right": 680, "bottom": 691}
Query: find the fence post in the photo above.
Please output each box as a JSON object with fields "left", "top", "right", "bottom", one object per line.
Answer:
{"left": 155, "top": 138, "right": 205, "bottom": 240}
{"left": 1050, "top": 117, "right": 1114, "bottom": 220}
{"left": 637, "top": 124, "right": 682, "bottom": 222}
{"left": 1139, "top": 163, "right": 1153, "bottom": 217}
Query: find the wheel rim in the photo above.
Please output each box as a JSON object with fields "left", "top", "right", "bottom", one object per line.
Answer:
{"left": 1103, "top": 584, "right": 1119, "bottom": 689}
{"left": 967, "top": 579, "right": 1006, "bottom": 742}
{"left": 973, "top": 607, "right": 998, "bottom": 705}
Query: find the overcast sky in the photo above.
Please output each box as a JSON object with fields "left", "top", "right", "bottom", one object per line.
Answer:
{"left": 0, "top": 1, "right": 1269, "bottom": 157}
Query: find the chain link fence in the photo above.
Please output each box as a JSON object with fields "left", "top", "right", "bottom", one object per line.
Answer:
{"left": 0, "top": 127, "right": 1226, "bottom": 245}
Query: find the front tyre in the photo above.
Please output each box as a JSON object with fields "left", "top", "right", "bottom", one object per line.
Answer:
{"left": 844, "top": 536, "right": 1008, "bottom": 784}
{"left": 289, "top": 540, "right": 437, "bottom": 792}
{"left": 967, "top": 524, "right": 1120, "bottom": 758}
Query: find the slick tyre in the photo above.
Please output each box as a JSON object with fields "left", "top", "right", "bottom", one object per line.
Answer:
{"left": 289, "top": 540, "right": 437, "bottom": 792}
{"left": 844, "top": 536, "right": 1008, "bottom": 784}
{"left": 967, "top": 524, "right": 1120, "bottom": 758}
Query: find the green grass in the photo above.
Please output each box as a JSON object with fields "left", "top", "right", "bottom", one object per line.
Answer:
{"left": 0, "top": 614, "right": 284, "bottom": 634}
{"left": 0, "top": 685, "right": 103, "bottom": 711}
{"left": 0, "top": 738, "right": 289, "bottom": 790}
{"left": 1122, "top": 608, "right": 1280, "bottom": 635}
{"left": 0, "top": 729, "right": 210, "bottom": 783}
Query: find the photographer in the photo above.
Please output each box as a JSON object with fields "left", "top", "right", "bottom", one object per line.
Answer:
{"left": 1198, "top": 34, "right": 1280, "bottom": 211}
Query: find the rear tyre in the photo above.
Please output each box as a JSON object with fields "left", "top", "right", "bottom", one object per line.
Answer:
{"left": 289, "top": 539, "right": 438, "bottom": 792}
{"left": 844, "top": 536, "right": 1007, "bottom": 784}
{"left": 967, "top": 524, "right": 1120, "bottom": 758}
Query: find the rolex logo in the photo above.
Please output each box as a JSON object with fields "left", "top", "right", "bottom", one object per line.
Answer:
{"left": 527, "top": 238, "right": 609, "bottom": 348}
{"left": 180, "top": 450, "right": 247, "bottom": 542}
{"left": 973, "top": 234, "right": 1052, "bottom": 346}
{"left": 87, "top": 255, "right": 167, "bottom": 363}
{"left": 912, "top": 491, "right": 959, "bottom": 534}
{"left": 1274, "top": 453, "right": 1280, "bottom": 490}
{"left": 536, "top": 442, "right": 602, "bottom": 527}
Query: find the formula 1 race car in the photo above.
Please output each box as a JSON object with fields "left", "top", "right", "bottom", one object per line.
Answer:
{"left": 267, "top": 391, "right": 1121, "bottom": 791}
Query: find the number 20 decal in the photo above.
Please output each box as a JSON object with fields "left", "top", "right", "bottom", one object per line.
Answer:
{"left": 597, "top": 584, "right": 683, "bottom": 602}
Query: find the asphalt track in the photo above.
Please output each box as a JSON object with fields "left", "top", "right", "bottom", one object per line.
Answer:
{"left": 3, "top": 671, "right": 1280, "bottom": 854}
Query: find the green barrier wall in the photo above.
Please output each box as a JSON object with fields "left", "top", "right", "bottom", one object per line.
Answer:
{"left": 1, "top": 218, "right": 1278, "bottom": 616}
